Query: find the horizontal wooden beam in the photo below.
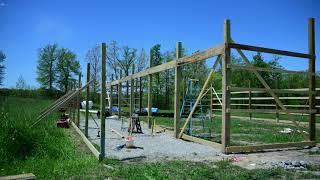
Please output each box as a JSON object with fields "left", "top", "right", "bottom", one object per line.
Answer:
{"left": 213, "top": 103, "right": 320, "bottom": 108}
{"left": 228, "top": 87, "right": 316, "bottom": 94}
{"left": 181, "top": 134, "right": 222, "bottom": 149}
{"left": 227, "top": 108, "right": 317, "bottom": 114}
{"left": 0, "top": 173, "right": 36, "bottom": 180}
{"left": 225, "top": 141, "right": 316, "bottom": 154}
{"left": 71, "top": 122, "right": 100, "bottom": 159}
{"left": 213, "top": 97, "right": 320, "bottom": 100}
{"left": 228, "top": 43, "right": 313, "bottom": 59}
{"left": 229, "top": 64, "right": 307, "bottom": 74}
{"left": 108, "top": 44, "right": 224, "bottom": 86}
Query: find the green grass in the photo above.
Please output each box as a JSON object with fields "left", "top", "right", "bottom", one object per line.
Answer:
{"left": 138, "top": 113, "right": 320, "bottom": 145}
{"left": 1, "top": 96, "right": 319, "bottom": 179}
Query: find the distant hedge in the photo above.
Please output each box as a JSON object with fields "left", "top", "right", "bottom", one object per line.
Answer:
{"left": 0, "top": 88, "right": 64, "bottom": 99}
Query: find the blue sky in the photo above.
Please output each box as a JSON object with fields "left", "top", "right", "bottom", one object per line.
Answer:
{"left": 0, "top": 0, "right": 319, "bottom": 88}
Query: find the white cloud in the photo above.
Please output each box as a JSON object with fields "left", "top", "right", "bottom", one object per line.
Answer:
{"left": 0, "top": 2, "right": 6, "bottom": 7}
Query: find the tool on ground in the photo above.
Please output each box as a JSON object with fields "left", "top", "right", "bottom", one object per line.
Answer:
{"left": 57, "top": 108, "right": 70, "bottom": 128}
{"left": 128, "top": 113, "right": 143, "bottom": 134}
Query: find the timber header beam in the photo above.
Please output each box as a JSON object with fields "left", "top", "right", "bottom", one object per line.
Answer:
{"left": 228, "top": 43, "right": 314, "bottom": 59}
{"left": 108, "top": 44, "right": 224, "bottom": 86}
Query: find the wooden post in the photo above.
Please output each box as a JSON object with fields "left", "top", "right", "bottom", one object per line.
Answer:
{"left": 100, "top": 43, "right": 107, "bottom": 160}
{"left": 210, "top": 83, "right": 213, "bottom": 121}
{"left": 249, "top": 80, "right": 252, "bottom": 121}
{"left": 118, "top": 70, "right": 122, "bottom": 121}
{"left": 308, "top": 18, "right": 316, "bottom": 141}
{"left": 130, "top": 65, "right": 135, "bottom": 116}
{"left": 275, "top": 78, "right": 279, "bottom": 122}
{"left": 222, "top": 19, "right": 231, "bottom": 152}
{"left": 174, "top": 42, "right": 182, "bottom": 138}
{"left": 85, "top": 63, "right": 90, "bottom": 137}
{"left": 139, "top": 76, "right": 143, "bottom": 113}
{"left": 110, "top": 74, "right": 114, "bottom": 110}
{"left": 148, "top": 49, "right": 153, "bottom": 129}
{"left": 77, "top": 73, "right": 81, "bottom": 127}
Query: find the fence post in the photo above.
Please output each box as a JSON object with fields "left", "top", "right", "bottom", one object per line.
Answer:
{"left": 174, "top": 42, "right": 182, "bottom": 138}
{"left": 99, "top": 42, "right": 107, "bottom": 160}
{"left": 148, "top": 50, "right": 153, "bottom": 129}
{"left": 110, "top": 74, "right": 114, "bottom": 110}
{"left": 308, "top": 17, "right": 316, "bottom": 141}
{"left": 85, "top": 63, "right": 90, "bottom": 137}
{"left": 130, "top": 65, "right": 135, "bottom": 116}
{"left": 118, "top": 70, "right": 122, "bottom": 121}
{"left": 249, "top": 80, "right": 252, "bottom": 121}
{"left": 222, "top": 19, "right": 231, "bottom": 153}
{"left": 77, "top": 73, "right": 81, "bottom": 127}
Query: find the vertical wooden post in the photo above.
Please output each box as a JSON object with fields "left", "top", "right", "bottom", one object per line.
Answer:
{"left": 148, "top": 50, "right": 153, "bottom": 129}
{"left": 174, "top": 42, "right": 182, "bottom": 138}
{"left": 100, "top": 43, "right": 107, "bottom": 160}
{"left": 275, "top": 78, "right": 279, "bottom": 122}
{"left": 210, "top": 83, "right": 213, "bottom": 121}
{"left": 222, "top": 19, "right": 231, "bottom": 153}
{"left": 139, "top": 76, "right": 143, "bottom": 113}
{"left": 85, "top": 63, "right": 90, "bottom": 137}
{"left": 118, "top": 70, "right": 122, "bottom": 121}
{"left": 308, "top": 17, "right": 316, "bottom": 141}
{"left": 130, "top": 65, "right": 135, "bottom": 116}
{"left": 77, "top": 73, "right": 81, "bottom": 127}
{"left": 248, "top": 80, "right": 252, "bottom": 121}
{"left": 110, "top": 74, "right": 114, "bottom": 110}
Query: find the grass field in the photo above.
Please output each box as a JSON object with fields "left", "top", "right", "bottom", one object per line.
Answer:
{"left": 1, "top": 96, "right": 319, "bottom": 179}
{"left": 140, "top": 113, "right": 320, "bottom": 146}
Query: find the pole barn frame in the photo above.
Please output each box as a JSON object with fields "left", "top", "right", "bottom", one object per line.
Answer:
{"left": 100, "top": 18, "right": 316, "bottom": 154}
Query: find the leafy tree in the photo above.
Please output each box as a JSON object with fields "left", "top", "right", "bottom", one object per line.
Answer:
{"left": 107, "top": 41, "right": 121, "bottom": 80}
{"left": 86, "top": 45, "right": 101, "bottom": 101}
{"left": 118, "top": 46, "right": 137, "bottom": 97}
{"left": 0, "top": 51, "right": 5, "bottom": 86}
{"left": 56, "top": 48, "right": 80, "bottom": 93}
{"left": 36, "top": 44, "right": 59, "bottom": 89}
{"left": 15, "top": 75, "right": 28, "bottom": 89}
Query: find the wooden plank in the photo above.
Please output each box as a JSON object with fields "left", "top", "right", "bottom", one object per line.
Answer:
{"left": 130, "top": 65, "right": 135, "bottom": 117}
{"left": 0, "top": 173, "right": 36, "bottom": 180}
{"left": 71, "top": 122, "right": 100, "bottom": 159}
{"left": 227, "top": 108, "right": 317, "bottom": 114}
{"left": 229, "top": 64, "right": 306, "bottom": 75}
{"left": 309, "top": 18, "right": 316, "bottom": 141}
{"left": 213, "top": 97, "right": 320, "bottom": 100}
{"left": 85, "top": 63, "right": 90, "bottom": 137}
{"left": 99, "top": 43, "right": 106, "bottom": 161}
{"left": 108, "top": 44, "right": 224, "bottom": 86}
{"left": 181, "top": 134, "right": 222, "bottom": 149}
{"left": 174, "top": 42, "right": 182, "bottom": 138}
{"left": 222, "top": 19, "right": 231, "bottom": 151}
{"left": 228, "top": 87, "right": 313, "bottom": 94}
{"left": 31, "top": 79, "right": 94, "bottom": 127}
{"left": 228, "top": 43, "right": 312, "bottom": 59}
{"left": 225, "top": 141, "right": 316, "bottom": 154}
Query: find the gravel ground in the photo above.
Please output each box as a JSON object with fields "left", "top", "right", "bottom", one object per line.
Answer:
{"left": 79, "top": 114, "right": 223, "bottom": 162}
{"left": 78, "top": 113, "right": 320, "bottom": 170}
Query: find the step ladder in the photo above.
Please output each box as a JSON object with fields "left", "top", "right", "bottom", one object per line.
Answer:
{"left": 180, "top": 79, "right": 206, "bottom": 135}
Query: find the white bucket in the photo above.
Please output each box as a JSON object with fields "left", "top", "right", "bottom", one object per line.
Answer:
{"left": 125, "top": 136, "right": 134, "bottom": 147}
